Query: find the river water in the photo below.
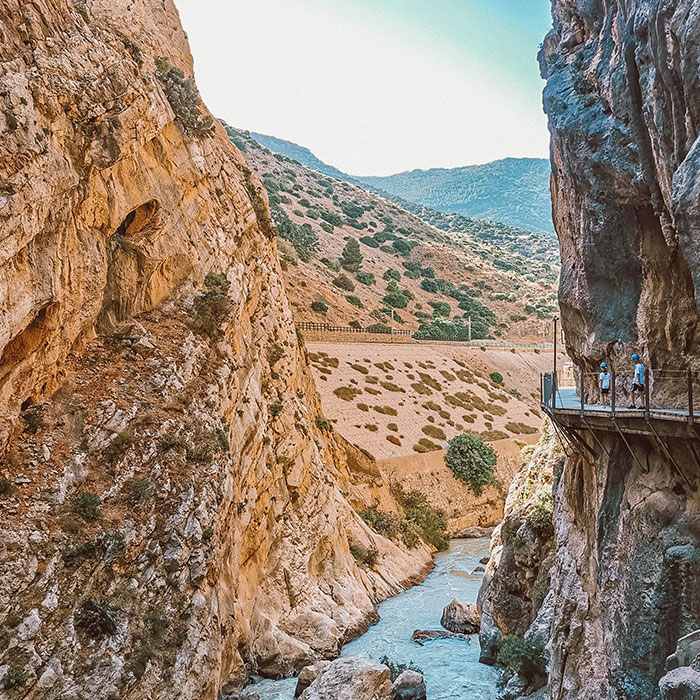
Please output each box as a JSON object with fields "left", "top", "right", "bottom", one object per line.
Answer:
{"left": 250, "top": 538, "right": 498, "bottom": 699}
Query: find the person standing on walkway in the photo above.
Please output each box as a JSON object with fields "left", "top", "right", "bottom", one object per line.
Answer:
{"left": 599, "top": 362, "right": 611, "bottom": 406}
{"left": 630, "top": 353, "right": 646, "bottom": 408}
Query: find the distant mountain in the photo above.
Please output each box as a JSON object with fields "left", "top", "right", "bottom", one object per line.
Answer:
{"left": 243, "top": 131, "right": 553, "bottom": 236}
{"left": 357, "top": 158, "right": 554, "bottom": 235}
{"left": 249, "top": 131, "right": 354, "bottom": 183}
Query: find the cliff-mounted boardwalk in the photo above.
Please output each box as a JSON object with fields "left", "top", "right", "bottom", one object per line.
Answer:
{"left": 541, "top": 370, "right": 700, "bottom": 477}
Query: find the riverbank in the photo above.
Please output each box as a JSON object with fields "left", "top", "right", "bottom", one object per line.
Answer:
{"left": 248, "top": 539, "right": 498, "bottom": 699}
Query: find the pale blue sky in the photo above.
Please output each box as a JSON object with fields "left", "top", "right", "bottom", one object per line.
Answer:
{"left": 176, "top": 0, "right": 552, "bottom": 175}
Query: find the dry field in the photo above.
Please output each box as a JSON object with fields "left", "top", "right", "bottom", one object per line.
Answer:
{"left": 308, "top": 340, "right": 565, "bottom": 460}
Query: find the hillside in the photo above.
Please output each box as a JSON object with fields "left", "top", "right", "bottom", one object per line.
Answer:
{"left": 250, "top": 131, "right": 354, "bottom": 183}
{"left": 358, "top": 158, "right": 554, "bottom": 235}
{"left": 227, "top": 127, "right": 558, "bottom": 342}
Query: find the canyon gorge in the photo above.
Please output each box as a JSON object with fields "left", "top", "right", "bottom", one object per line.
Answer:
{"left": 2, "top": 0, "right": 700, "bottom": 699}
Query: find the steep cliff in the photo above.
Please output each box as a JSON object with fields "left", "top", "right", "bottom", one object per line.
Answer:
{"left": 534, "top": 1, "right": 700, "bottom": 699}
{"left": 0, "top": 2, "right": 431, "bottom": 698}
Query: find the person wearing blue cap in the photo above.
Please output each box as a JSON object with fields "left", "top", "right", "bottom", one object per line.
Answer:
{"left": 599, "top": 362, "right": 611, "bottom": 406}
{"left": 631, "top": 353, "right": 645, "bottom": 408}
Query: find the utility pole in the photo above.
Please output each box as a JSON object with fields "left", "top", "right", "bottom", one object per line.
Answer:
{"left": 391, "top": 308, "right": 394, "bottom": 343}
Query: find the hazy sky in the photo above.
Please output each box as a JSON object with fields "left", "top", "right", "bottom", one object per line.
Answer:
{"left": 175, "top": 0, "right": 552, "bottom": 176}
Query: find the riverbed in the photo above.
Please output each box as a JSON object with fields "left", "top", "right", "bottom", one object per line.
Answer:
{"left": 250, "top": 538, "right": 498, "bottom": 699}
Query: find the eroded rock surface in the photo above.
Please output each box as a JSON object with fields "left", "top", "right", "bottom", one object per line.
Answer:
{"left": 0, "top": 2, "right": 432, "bottom": 698}
{"left": 299, "top": 657, "right": 392, "bottom": 700}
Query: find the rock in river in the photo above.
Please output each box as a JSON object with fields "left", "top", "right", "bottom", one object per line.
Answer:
{"left": 441, "top": 598, "right": 480, "bottom": 634}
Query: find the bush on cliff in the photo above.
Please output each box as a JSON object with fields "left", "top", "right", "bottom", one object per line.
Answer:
{"left": 155, "top": 57, "right": 214, "bottom": 137}
{"left": 445, "top": 433, "right": 497, "bottom": 496}
{"left": 193, "top": 272, "right": 233, "bottom": 337}
{"left": 496, "top": 635, "right": 547, "bottom": 683}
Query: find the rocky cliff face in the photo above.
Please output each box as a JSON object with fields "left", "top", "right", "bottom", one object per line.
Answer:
{"left": 540, "top": 0, "right": 700, "bottom": 376}
{"left": 0, "top": 2, "right": 431, "bottom": 698}
{"left": 535, "top": 1, "right": 700, "bottom": 698}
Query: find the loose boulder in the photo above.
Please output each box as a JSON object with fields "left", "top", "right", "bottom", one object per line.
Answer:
{"left": 441, "top": 598, "right": 480, "bottom": 634}
{"left": 412, "top": 629, "right": 470, "bottom": 645}
{"left": 391, "top": 669, "right": 427, "bottom": 700}
{"left": 299, "top": 657, "right": 392, "bottom": 700}
{"left": 294, "top": 661, "right": 331, "bottom": 697}
{"left": 657, "top": 667, "right": 700, "bottom": 700}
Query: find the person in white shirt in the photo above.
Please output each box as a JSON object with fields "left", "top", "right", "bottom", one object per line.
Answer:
{"left": 599, "top": 362, "right": 611, "bottom": 406}
{"left": 630, "top": 353, "right": 646, "bottom": 408}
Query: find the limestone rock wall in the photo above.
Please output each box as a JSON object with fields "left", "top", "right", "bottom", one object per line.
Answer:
{"left": 540, "top": 2, "right": 700, "bottom": 698}
{"left": 541, "top": 0, "right": 700, "bottom": 381}
{"left": 0, "top": 2, "right": 431, "bottom": 698}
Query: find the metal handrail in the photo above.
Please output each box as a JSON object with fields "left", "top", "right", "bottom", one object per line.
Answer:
{"left": 542, "top": 367, "right": 700, "bottom": 423}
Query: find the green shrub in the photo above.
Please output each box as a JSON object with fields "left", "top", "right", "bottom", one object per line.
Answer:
{"left": 359, "top": 235, "right": 380, "bottom": 248}
{"left": 186, "top": 442, "right": 215, "bottom": 462}
{"left": 526, "top": 492, "right": 554, "bottom": 533}
{"left": 315, "top": 416, "right": 334, "bottom": 432}
{"left": 379, "top": 656, "right": 423, "bottom": 683}
{"left": 332, "top": 274, "right": 355, "bottom": 292}
{"left": 429, "top": 301, "right": 451, "bottom": 317}
{"left": 383, "top": 292, "right": 409, "bottom": 309}
{"left": 339, "top": 238, "right": 363, "bottom": 272}
{"left": 130, "top": 477, "right": 155, "bottom": 507}
{"left": 154, "top": 57, "right": 214, "bottom": 137}
{"left": 159, "top": 432, "right": 187, "bottom": 451}
{"left": 395, "top": 487, "right": 449, "bottom": 551}
{"left": 356, "top": 270, "right": 376, "bottom": 286}
{"left": 103, "top": 430, "right": 134, "bottom": 463}
{"left": 445, "top": 434, "right": 497, "bottom": 496}
{"left": 75, "top": 598, "right": 119, "bottom": 639}
{"left": 392, "top": 238, "right": 412, "bottom": 256}
{"left": 359, "top": 505, "right": 402, "bottom": 538}
{"left": 346, "top": 295, "right": 364, "bottom": 308}
{"left": 383, "top": 268, "right": 402, "bottom": 282}
{"left": 497, "top": 635, "right": 547, "bottom": 682}
{"left": 349, "top": 543, "right": 378, "bottom": 568}
{"left": 490, "top": 372, "right": 504, "bottom": 384}
{"left": 193, "top": 272, "right": 233, "bottom": 337}
{"left": 71, "top": 492, "right": 101, "bottom": 521}
{"left": 273, "top": 207, "right": 319, "bottom": 261}
{"left": 311, "top": 301, "right": 328, "bottom": 313}
{"left": 1, "top": 666, "right": 28, "bottom": 689}
{"left": 366, "top": 322, "right": 391, "bottom": 334}
{"left": 269, "top": 402, "right": 283, "bottom": 417}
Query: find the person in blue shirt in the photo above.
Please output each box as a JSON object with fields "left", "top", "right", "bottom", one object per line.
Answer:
{"left": 599, "top": 362, "right": 611, "bottom": 406}
{"left": 630, "top": 353, "right": 646, "bottom": 408}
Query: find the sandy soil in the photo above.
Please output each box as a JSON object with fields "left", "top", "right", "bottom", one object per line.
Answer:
{"left": 308, "top": 340, "right": 565, "bottom": 460}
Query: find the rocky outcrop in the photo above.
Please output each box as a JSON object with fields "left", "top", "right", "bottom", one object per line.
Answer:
{"left": 540, "top": 0, "right": 700, "bottom": 379}
{"left": 299, "top": 658, "right": 392, "bottom": 700}
{"left": 441, "top": 598, "right": 480, "bottom": 635}
{"left": 0, "top": 2, "right": 431, "bottom": 699}
{"left": 391, "top": 669, "right": 427, "bottom": 700}
{"left": 538, "top": 4, "right": 700, "bottom": 698}
{"left": 477, "top": 421, "right": 561, "bottom": 669}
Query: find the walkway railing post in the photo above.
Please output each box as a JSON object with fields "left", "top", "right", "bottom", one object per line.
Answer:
{"left": 580, "top": 369, "right": 585, "bottom": 416}
{"left": 552, "top": 371, "right": 558, "bottom": 411}
{"left": 644, "top": 372, "right": 651, "bottom": 420}
{"left": 611, "top": 368, "right": 616, "bottom": 418}
{"left": 688, "top": 370, "right": 694, "bottom": 424}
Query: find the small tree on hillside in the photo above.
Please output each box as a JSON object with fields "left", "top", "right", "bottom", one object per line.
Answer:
{"left": 339, "top": 237, "right": 363, "bottom": 272}
{"left": 445, "top": 434, "right": 497, "bottom": 496}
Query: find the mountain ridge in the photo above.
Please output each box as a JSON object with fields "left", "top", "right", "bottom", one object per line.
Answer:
{"left": 244, "top": 131, "right": 553, "bottom": 235}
